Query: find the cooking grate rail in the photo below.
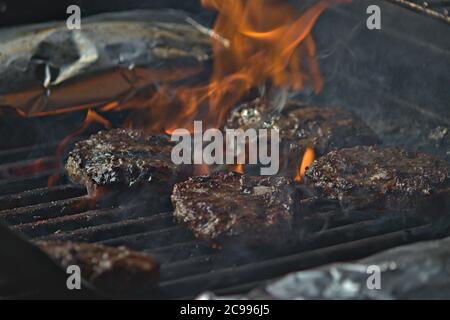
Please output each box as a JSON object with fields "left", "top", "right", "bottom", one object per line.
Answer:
{"left": 387, "top": 0, "right": 450, "bottom": 23}
{"left": 0, "top": 147, "right": 450, "bottom": 299}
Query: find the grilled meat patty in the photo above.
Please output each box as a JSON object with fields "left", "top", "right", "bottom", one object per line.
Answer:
{"left": 66, "top": 129, "right": 186, "bottom": 199}
{"left": 172, "top": 172, "right": 296, "bottom": 244}
{"left": 226, "top": 99, "right": 380, "bottom": 175}
{"left": 36, "top": 241, "right": 159, "bottom": 294}
{"left": 305, "top": 146, "right": 450, "bottom": 209}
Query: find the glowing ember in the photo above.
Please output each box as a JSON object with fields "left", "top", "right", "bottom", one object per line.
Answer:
{"left": 295, "top": 147, "right": 315, "bottom": 182}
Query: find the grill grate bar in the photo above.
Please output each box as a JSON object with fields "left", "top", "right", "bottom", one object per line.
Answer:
{"left": 143, "top": 242, "right": 216, "bottom": 264}
{"left": 297, "top": 214, "right": 426, "bottom": 249}
{"left": 36, "top": 213, "right": 175, "bottom": 243}
{"left": 153, "top": 251, "right": 215, "bottom": 266}
{"left": 301, "top": 209, "right": 385, "bottom": 229}
{"left": 14, "top": 206, "right": 136, "bottom": 238}
{"left": 0, "top": 184, "right": 85, "bottom": 212}
{"left": 0, "top": 169, "right": 66, "bottom": 196}
{"left": 13, "top": 204, "right": 154, "bottom": 238}
{"left": 160, "top": 256, "right": 217, "bottom": 282}
{"left": 213, "top": 281, "right": 269, "bottom": 297}
{"left": 100, "top": 226, "right": 194, "bottom": 251}
{"left": 297, "top": 208, "right": 424, "bottom": 234}
{"left": 0, "top": 196, "right": 94, "bottom": 225}
{"left": 156, "top": 224, "right": 442, "bottom": 299}
{"left": 0, "top": 157, "right": 58, "bottom": 179}
{"left": 152, "top": 216, "right": 427, "bottom": 285}
{"left": 0, "top": 143, "right": 58, "bottom": 165}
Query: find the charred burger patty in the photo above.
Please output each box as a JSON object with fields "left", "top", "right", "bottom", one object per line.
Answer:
{"left": 171, "top": 172, "right": 296, "bottom": 244}
{"left": 66, "top": 129, "right": 186, "bottom": 197}
{"left": 305, "top": 146, "right": 450, "bottom": 209}
{"left": 36, "top": 241, "right": 159, "bottom": 293}
{"left": 226, "top": 99, "right": 380, "bottom": 175}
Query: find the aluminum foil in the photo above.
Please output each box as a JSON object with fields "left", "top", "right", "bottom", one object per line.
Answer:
{"left": 0, "top": 9, "right": 211, "bottom": 116}
{"left": 199, "top": 236, "right": 450, "bottom": 300}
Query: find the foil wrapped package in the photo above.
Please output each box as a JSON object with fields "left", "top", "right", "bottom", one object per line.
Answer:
{"left": 0, "top": 9, "right": 211, "bottom": 116}
{"left": 199, "top": 236, "right": 450, "bottom": 300}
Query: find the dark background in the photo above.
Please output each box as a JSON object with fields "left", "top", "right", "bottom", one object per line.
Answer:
{"left": 0, "top": 0, "right": 201, "bottom": 27}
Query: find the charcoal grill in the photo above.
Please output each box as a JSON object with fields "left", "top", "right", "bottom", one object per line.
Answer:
{"left": 0, "top": 0, "right": 449, "bottom": 299}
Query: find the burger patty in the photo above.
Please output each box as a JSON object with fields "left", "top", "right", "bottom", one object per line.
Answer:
{"left": 305, "top": 146, "right": 450, "bottom": 209}
{"left": 226, "top": 99, "right": 380, "bottom": 175}
{"left": 36, "top": 241, "right": 159, "bottom": 294}
{"left": 171, "top": 172, "right": 296, "bottom": 244}
{"left": 66, "top": 129, "right": 186, "bottom": 198}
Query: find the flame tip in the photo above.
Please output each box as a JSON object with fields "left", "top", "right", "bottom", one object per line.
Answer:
{"left": 295, "top": 146, "right": 315, "bottom": 183}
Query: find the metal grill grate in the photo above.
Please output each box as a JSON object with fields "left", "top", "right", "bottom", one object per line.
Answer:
{"left": 0, "top": 143, "right": 449, "bottom": 299}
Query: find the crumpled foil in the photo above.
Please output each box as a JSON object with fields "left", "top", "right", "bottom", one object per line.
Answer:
{"left": 0, "top": 9, "right": 211, "bottom": 116}
{"left": 199, "top": 236, "right": 450, "bottom": 300}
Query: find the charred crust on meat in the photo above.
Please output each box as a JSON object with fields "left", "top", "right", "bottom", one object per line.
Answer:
{"left": 171, "top": 172, "right": 296, "bottom": 244}
{"left": 305, "top": 146, "right": 450, "bottom": 210}
{"left": 66, "top": 129, "right": 187, "bottom": 197}
{"left": 36, "top": 241, "right": 159, "bottom": 294}
{"left": 226, "top": 98, "right": 381, "bottom": 175}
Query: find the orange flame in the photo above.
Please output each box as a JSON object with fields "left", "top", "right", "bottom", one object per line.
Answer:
{"left": 10, "top": 0, "right": 349, "bottom": 184}
{"left": 295, "top": 147, "right": 315, "bottom": 182}
{"left": 11, "top": 0, "right": 350, "bottom": 137}
{"left": 233, "top": 164, "right": 244, "bottom": 174}
{"left": 127, "top": 0, "right": 350, "bottom": 133}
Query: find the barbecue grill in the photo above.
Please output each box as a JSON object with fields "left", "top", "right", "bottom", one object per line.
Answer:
{"left": 0, "top": 0, "right": 449, "bottom": 299}
{"left": 1, "top": 148, "right": 448, "bottom": 299}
